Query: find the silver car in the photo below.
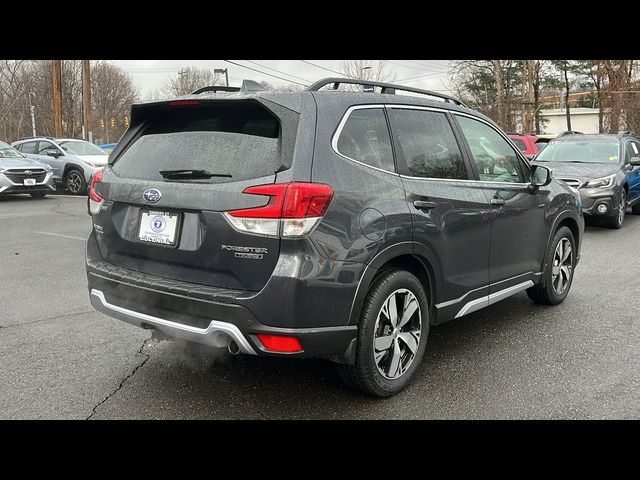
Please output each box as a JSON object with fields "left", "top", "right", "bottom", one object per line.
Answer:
{"left": 11, "top": 137, "right": 108, "bottom": 195}
{"left": 0, "top": 141, "right": 55, "bottom": 198}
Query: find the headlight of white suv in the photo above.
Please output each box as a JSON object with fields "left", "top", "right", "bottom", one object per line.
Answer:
{"left": 583, "top": 174, "right": 616, "bottom": 188}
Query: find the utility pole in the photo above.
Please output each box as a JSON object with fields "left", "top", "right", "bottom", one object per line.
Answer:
{"left": 28, "top": 92, "right": 36, "bottom": 137}
{"left": 82, "top": 60, "right": 93, "bottom": 143}
{"left": 178, "top": 68, "right": 187, "bottom": 94}
{"left": 52, "top": 60, "right": 63, "bottom": 137}
{"left": 214, "top": 68, "right": 229, "bottom": 86}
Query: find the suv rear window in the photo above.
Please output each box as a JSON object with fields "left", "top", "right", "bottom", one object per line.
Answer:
{"left": 112, "top": 101, "right": 288, "bottom": 183}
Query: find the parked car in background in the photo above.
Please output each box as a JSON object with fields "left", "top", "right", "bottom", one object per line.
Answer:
{"left": 508, "top": 133, "right": 550, "bottom": 157}
{"left": 86, "top": 77, "right": 584, "bottom": 397}
{"left": 12, "top": 137, "right": 108, "bottom": 195}
{"left": 533, "top": 132, "right": 640, "bottom": 228}
{"left": 99, "top": 143, "right": 117, "bottom": 154}
{"left": 0, "top": 140, "right": 55, "bottom": 198}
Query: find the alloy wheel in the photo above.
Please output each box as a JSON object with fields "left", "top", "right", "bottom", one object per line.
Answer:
{"left": 618, "top": 190, "right": 626, "bottom": 226}
{"left": 373, "top": 288, "right": 421, "bottom": 380}
{"left": 66, "top": 172, "right": 83, "bottom": 194}
{"left": 551, "top": 238, "right": 573, "bottom": 295}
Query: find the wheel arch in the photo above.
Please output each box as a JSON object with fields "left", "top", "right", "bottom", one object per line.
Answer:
{"left": 348, "top": 243, "right": 441, "bottom": 326}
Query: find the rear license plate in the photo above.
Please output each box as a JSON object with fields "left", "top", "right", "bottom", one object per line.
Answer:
{"left": 138, "top": 210, "right": 179, "bottom": 246}
{"left": 23, "top": 178, "right": 36, "bottom": 186}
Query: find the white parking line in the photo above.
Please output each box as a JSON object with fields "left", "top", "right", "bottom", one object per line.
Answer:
{"left": 51, "top": 195, "right": 87, "bottom": 199}
{"left": 34, "top": 231, "right": 87, "bottom": 241}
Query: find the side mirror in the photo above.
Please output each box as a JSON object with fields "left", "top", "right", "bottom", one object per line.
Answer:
{"left": 630, "top": 157, "right": 640, "bottom": 166}
{"left": 46, "top": 149, "right": 62, "bottom": 158}
{"left": 530, "top": 164, "right": 552, "bottom": 189}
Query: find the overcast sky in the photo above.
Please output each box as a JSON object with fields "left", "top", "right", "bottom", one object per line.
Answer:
{"left": 108, "top": 60, "right": 452, "bottom": 98}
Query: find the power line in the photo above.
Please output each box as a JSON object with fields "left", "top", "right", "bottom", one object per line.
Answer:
{"left": 385, "top": 60, "right": 449, "bottom": 73}
{"left": 395, "top": 71, "right": 449, "bottom": 84}
{"left": 299, "top": 60, "right": 347, "bottom": 77}
{"left": 224, "top": 60, "right": 309, "bottom": 86}
{"left": 243, "top": 61, "right": 313, "bottom": 84}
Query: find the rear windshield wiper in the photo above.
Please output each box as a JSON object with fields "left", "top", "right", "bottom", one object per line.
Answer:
{"left": 159, "top": 169, "right": 232, "bottom": 180}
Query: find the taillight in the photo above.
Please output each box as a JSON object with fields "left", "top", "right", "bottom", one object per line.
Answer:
{"left": 224, "top": 182, "right": 334, "bottom": 238}
{"left": 256, "top": 334, "right": 303, "bottom": 353}
{"left": 88, "top": 168, "right": 104, "bottom": 215}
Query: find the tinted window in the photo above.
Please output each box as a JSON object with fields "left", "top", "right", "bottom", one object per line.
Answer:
{"left": 456, "top": 116, "right": 527, "bottom": 183}
{"left": 511, "top": 138, "right": 527, "bottom": 152}
{"left": 20, "top": 142, "right": 37, "bottom": 154}
{"left": 336, "top": 108, "right": 394, "bottom": 172}
{"left": 389, "top": 109, "right": 466, "bottom": 179}
{"left": 36, "top": 141, "right": 55, "bottom": 155}
{"left": 113, "top": 102, "right": 288, "bottom": 183}
{"left": 624, "top": 141, "right": 640, "bottom": 163}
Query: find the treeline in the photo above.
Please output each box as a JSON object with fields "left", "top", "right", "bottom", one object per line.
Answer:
{"left": 449, "top": 60, "right": 640, "bottom": 134}
{"left": 0, "top": 60, "right": 138, "bottom": 144}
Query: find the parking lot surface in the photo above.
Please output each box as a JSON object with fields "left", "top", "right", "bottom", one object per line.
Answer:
{"left": 1, "top": 195, "right": 638, "bottom": 419}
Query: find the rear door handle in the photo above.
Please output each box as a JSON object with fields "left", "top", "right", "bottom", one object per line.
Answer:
{"left": 413, "top": 200, "right": 436, "bottom": 210}
{"left": 490, "top": 198, "right": 505, "bottom": 206}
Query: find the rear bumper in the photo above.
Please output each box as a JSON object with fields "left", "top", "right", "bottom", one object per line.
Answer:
{"left": 90, "top": 288, "right": 257, "bottom": 354}
{"left": 86, "top": 241, "right": 358, "bottom": 360}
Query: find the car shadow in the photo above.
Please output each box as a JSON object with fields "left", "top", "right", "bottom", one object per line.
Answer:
{"left": 112, "top": 291, "right": 562, "bottom": 419}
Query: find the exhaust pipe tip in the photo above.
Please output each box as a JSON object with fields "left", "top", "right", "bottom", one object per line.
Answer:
{"left": 227, "top": 339, "right": 240, "bottom": 355}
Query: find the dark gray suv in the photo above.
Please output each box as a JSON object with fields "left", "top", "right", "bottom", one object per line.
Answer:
{"left": 85, "top": 78, "right": 584, "bottom": 397}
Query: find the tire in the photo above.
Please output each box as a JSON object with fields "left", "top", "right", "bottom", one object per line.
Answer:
{"left": 29, "top": 192, "right": 47, "bottom": 199}
{"left": 337, "top": 269, "right": 429, "bottom": 397}
{"left": 527, "top": 226, "right": 576, "bottom": 305}
{"left": 604, "top": 189, "right": 626, "bottom": 229}
{"left": 64, "top": 169, "right": 86, "bottom": 195}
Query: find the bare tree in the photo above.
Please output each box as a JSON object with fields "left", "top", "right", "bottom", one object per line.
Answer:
{"left": 339, "top": 60, "right": 396, "bottom": 85}
{"left": 162, "top": 67, "right": 221, "bottom": 96}
{"left": 91, "top": 61, "right": 139, "bottom": 143}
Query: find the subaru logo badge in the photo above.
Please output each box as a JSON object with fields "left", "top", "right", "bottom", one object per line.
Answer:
{"left": 143, "top": 188, "right": 161, "bottom": 203}
{"left": 25, "top": 170, "right": 32, "bottom": 175}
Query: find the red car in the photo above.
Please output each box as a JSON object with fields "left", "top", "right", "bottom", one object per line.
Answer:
{"left": 508, "top": 133, "right": 550, "bottom": 157}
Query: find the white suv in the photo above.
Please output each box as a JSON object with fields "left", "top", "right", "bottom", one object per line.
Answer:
{"left": 12, "top": 137, "right": 108, "bottom": 195}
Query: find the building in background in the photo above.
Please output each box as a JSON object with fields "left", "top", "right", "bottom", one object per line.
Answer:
{"left": 539, "top": 108, "right": 600, "bottom": 135}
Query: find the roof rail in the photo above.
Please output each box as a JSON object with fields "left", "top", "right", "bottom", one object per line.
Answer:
{"left": 307, "top": 77, "right": 466, "bottom": 107}
{"left": 17, "top": 136, "right": 54, "bottom": 141}
{"left": 192, "top": 85, "right": 240, "bottom": 94}
{"left": 618, "top": 130, "right": 635, "bottom": 137}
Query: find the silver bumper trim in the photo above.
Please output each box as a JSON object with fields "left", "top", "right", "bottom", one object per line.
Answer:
{"left": 90, "top": 289, "right": 257, "bottom": 354}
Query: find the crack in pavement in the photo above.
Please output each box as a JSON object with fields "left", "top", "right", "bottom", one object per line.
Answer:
{"left": 50, "top": 200, "right": 87, "bottom": 219}
{"left": 0, "top": 309, "right": 96, "bottom": 331}
{"left": 86, "top": 336, "right": 152, "bottom": 420}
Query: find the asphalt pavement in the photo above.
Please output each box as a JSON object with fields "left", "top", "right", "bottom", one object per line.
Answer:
{"left": 1, "top": 194, "right": 638, "bottom": 419}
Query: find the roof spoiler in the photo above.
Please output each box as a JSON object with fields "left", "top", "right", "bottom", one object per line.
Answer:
{"left": 192, "top": 80, "right": 266, "bottom": 95}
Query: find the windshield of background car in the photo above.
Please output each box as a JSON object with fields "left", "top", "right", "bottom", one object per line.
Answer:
{"left": 59, "top": 141, "right": 108, "bottom": 156}
{"left": 0, "top": 141, "right": 24, "bottom": 158}
{"left": 535, "top": 140, "right": 619, "bottom": 163}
